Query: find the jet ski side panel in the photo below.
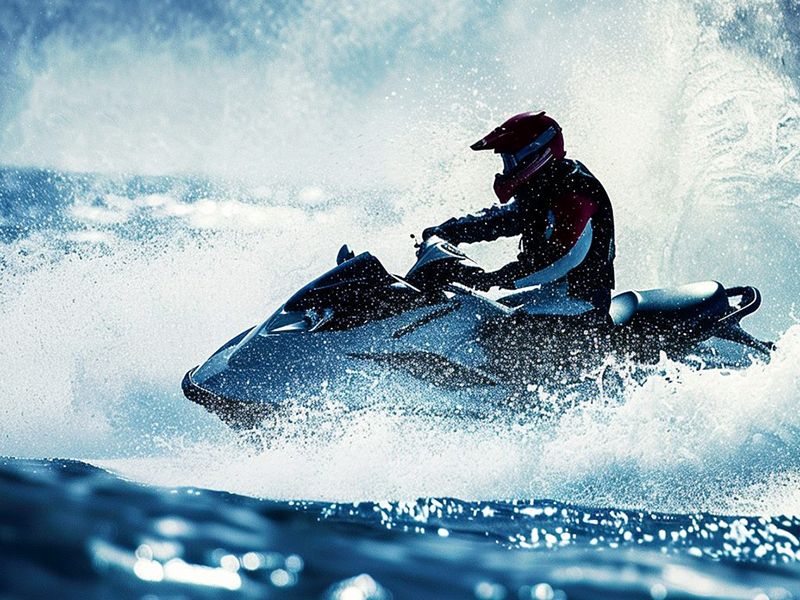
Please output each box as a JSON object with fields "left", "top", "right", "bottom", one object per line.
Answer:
{"left": 185, "top": 292, "right": 521, "bottom": 424}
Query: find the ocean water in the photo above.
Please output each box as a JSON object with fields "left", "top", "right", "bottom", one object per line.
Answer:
{"left": 2, "top": 0, "right": 800, "bottom": 597}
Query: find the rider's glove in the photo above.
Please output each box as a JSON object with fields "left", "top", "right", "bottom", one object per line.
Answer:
{"left": 465, "top": 269, "right": 496, "bottom": 291}
{"left": 421, "top": 226, "right": 442, "bottom": 241}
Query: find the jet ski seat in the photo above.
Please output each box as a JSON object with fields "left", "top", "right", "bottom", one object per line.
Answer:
{"left": 609, "top": 281, "right": 729, "bottom": 327}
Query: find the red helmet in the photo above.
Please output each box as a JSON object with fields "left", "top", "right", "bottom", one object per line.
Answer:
{"left": 471, "top": 111, "right": 565, "bottom": 203}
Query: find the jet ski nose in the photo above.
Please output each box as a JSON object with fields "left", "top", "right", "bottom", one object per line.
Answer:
{"left": 183, "top": 367, "right": 276, "bottom": 429}
{"left": 182, "top": 367, "right": 224, "bottom": 414}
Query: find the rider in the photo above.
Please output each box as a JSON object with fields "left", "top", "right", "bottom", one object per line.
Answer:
{"left": 422, "top": 111, "right": 615, "bottom": 315}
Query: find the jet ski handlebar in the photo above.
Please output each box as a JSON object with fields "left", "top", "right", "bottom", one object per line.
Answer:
{"left": 405, "top": 236, "right": 483, "bottom": 291}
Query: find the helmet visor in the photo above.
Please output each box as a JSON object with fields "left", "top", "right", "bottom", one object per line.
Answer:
{"left": 501, "top": 125, "right": 559, "bottom": 175}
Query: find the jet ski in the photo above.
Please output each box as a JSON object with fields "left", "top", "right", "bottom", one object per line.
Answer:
{"left": 183, "top": 237, "right": 773, "bottom": 428}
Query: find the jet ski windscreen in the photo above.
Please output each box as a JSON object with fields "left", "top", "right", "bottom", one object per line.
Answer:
{"left": 284, "top": 252, "right": 397, "bottom": 312}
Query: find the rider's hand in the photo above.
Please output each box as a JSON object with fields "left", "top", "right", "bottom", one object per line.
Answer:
{"left": 421, "top": 226, "right": 441, "bottom": 241}
{"left": 474, "top": 273, "right": 495, "bottom": 291}
{"left": 464, "top": 268, "right": 495, "bottom": 291}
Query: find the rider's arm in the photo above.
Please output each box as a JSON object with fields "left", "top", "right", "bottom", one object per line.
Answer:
{"left": 424, "top": 200, "right": 522, "bottom": 245}
{"left": 486, "top": 194, "right": 598, "bottom": 289}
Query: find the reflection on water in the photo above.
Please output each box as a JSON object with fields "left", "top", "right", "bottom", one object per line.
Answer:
{"left": 1, "top": 458, "right": 799, "bottom": 599}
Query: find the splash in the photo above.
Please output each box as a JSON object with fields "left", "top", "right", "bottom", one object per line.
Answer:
{"left": 96, "top": 328, "right": 799, "bottom": 515}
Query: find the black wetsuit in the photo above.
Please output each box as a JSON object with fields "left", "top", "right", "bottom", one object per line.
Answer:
{"left": 425, "top": 158, "right": 615, "bottom": 311}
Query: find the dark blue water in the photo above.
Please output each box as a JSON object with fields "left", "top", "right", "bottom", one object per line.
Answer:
{"left": 3, "top": 457, "right": 800, "bottom": 599}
